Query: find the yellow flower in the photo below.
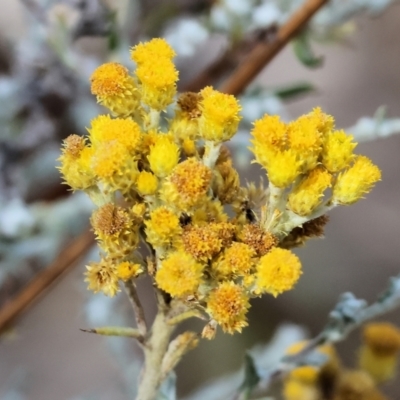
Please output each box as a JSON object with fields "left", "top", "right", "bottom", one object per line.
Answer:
{"left": 261, "top": 149, "right": 302, "bottom": 188}
{"left": 160, "top": 158, "right": 212, "bottom": 211}
{"left": 88, "top": 115, "right": 142, "bottom": 153}
{"left": 147, "top": 135, "right": 180, "bottom": 177}
{"left": 332, "top": 155, "right": 381, "bottom": 205}
{"left": 136, "top": 58, "right": 179, "bottom": 110}
{"left": 58, "top": 135, "right": 95, "bottom": 190}
{"left": 288, "top": 167, "right": 332, "bottom": 216}
{"left": 283, "top": 380, "right": 319, "bottom": 400}
{"left": 307, "top": 107, "right": 335, "bottom": 136}
{"left": 116, "top": 261, "right": 143, "bottom": 281}
{"left": 321, "top": 129, "right": 357, "bottom": 173}
{"left": 251, "top": 114, "right": 287, "bottom": 152}
{"left": 206, "top": 282, "right": 250, "bottom": 334}
{"left": 90, "top": 62, "right": 139, "bottom": 116}
{"left": 182, "top": 224, "right": 222, "bottom": 261}
{"left": 212, "top": 242, "right": 255, "bottom": 278}
{"left": 131, "top": 38, "right": 176, "bottom": 65}
{"left": 198, "top": 86, "right": 242, "bottom": 142}
{"left": 136, "top": 170, "right": 158, "bottom": 195}
{"left": 238, "top": 224, "right": 278, "bottom": 256}
{"left": 287, "top": 115, "right": 322, "bottom": 172}
{"left": 155, "top": 251, "right": 203, "bottom": 297}
{"left": 85, "top": 258, "right": 119, "bottom": 297}
{"left": 145, "top": 207, "right": 182, "bottom": 249}
{"left": 256, "top": 248, "right": 302, "bottom": 297}
{"left": 90, "top": 204, "right": 139, "bottom": 257}
{"left": 359, "top": 322, "right": 400, "bottom": 383}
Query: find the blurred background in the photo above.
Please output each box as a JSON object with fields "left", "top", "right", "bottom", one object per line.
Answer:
{"left": 0, "top": 0, "right": 399, "bottom": 399}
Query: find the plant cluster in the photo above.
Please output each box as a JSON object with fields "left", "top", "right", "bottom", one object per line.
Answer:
{"left": 58, "top": 38, "right": 381, "bottom": 399}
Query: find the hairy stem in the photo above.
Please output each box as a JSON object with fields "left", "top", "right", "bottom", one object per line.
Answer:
{"left": 136, "top": 305, "right": 175, "bottom": 400}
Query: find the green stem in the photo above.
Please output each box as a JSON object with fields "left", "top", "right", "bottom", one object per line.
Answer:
{"left": 80, "top": 326, "right": 143, "bottom": 339}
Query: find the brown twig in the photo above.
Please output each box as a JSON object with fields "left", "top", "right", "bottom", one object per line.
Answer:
{"left": 0, "top": 230, "right": 94, "bottom": 334}
{"left": 124, "top": 279, "right": 148, "bottom": 337}
{"left": 219, "top": 0, "right": 329, "bottom": 95}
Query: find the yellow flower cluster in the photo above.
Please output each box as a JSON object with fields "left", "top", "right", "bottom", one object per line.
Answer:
{"left": 282, "top": 323, "right": 400, "bottom": 400}
{"left": 58, "top": 38, "right": 380, "bottom": 336}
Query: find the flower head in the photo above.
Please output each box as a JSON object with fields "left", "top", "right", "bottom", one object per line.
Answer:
{"left": 116, "top": 261, "right": 143, "bottom": 281}
{"left": 256, "top": 248, "right": 302, "bottom": 296}
{"left": 145, "top": 207, "right": 182, "bottom": 249}
{"left": 198, "top": 86, "right": 242, "bottom": 142}
{"left": 155, "top": 251, "right": 204, "bottom": 297}
{"left": 332, "top": 155, "right": 381, "bottom": 205}
{"left": 85, "top": 258, "right": 119, "bottom": 297}
{"left": 90, "top": 62, "right": 139, "bottom": 116}
{"left": 148, "top": 135, "right": 180, "bottom": 177}
{"left": 206, "top": 282, "right": 250, "bottom": 334}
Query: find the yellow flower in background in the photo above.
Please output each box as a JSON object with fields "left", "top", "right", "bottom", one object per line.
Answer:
{"left": 256, "top": 248, "right": 302, "bottom": 297}
{"left": 155, "top": 251, "right": 204, "bottom": 297}
{"left": 359, "top": 322, "right": 400, "bottom": 383}
{"left": 207, "top": 282, "right": 250, "bottom": 334}
{"left": 332, "top": 155, "right": 381, "bottom": 205}
{"left": 90, "top": 62, "right": 139, "bottom": 116}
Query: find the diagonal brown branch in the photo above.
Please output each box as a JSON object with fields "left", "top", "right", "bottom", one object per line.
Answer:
{"left": 219, "top": 0, "right": 329, "bottom": 95}
{"left": 0, "top": 230, "right": 94, "bottom": 334}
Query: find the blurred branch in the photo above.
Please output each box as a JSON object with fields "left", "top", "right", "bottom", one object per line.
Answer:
{"left": 124, "top": 279, "right": 147, "bottom": 339}
{"left": 0, "top": 230, "right": 94, "bottom": 334}
{"left": 20, "top": 0, "right": 47, "bottom": 24}
{"left": 255, "top": 275, "right": 400, "bottom": 391}
{"left": 220, "top": 0, "right": 329, "bottom": 95}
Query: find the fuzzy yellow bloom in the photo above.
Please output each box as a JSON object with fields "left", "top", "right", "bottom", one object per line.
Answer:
{"left": 283, "top": 380, "right": 319, "bottom": 400}
{"left": 90, "top": 62, "right": 139, "bottom": 116}
{"left": 251, "top": 114, "right": 287, "bottom": 152}
{"left": 359, "top": 323, "right": 400, "bottom": 383}
{"left": 116, "top": 261, "right": 143, "bottom": 281}
{"left": 145, "top": 207, "right": 182, "bottom": 249}
{"left": 85, "top": 258, "right": 119, "bottom": 297}
{"left": 155, "top": 251, "right": 203, "bottom": 297}
{"left": 288, "top": 167, "right": 332, "bottom": 216}
{"left": 335, "top": 370, "right": 387, "bottom": 400}
{"left": 332, "top": 156, "right": 381, "bottom": 205}
{"left": 263, "top": 149, "right": 302, "bottom": 188}
{"left": 198, "top": 86, "right": 242, "bottom": 142}
{"left": 148, "top": 135, "right": 180, "bottom": 177}
{"left": 308, "top": 107, "right": 335, "bottom": 136}
{"left": 161, "top": 158, "right": 212, "bottom": 211}
{"left": 238, "top": 224, "right": 278, "bottom": 257}
{"left": 88, "top": 115, "right": 142, "bottom": 153}
{"left": 136, "top": 170, "right": 158, "bottom": 195}
{"left": 90, "top": 203, "right": 139, "bottom": 257}
{"left": 91, "top": 140, "right": 130, "bottom": 180}
{"left": 207, "top": 282, "right": 250, "bottom": 334}
{"left": 322, "top": 130, "right": 357, "bottom": 173}
{"left": 182, "top": 225, "right": 222, "bottom": 261}
{"left": 212, "top": 242, "right": 255, "bottom": 278}
{"left": 58, "top": 135, "right": 95, "bottom": 190}
{"left": 287, "top": 115, "right": 322, "bottom": 172}
{"left": 131, "top": 38, "right": 176, "bottom": 65}
{"left": 136, "top": 58, "right": 178, "bottom": 110}
{"left": 256, "top": 248, "right": 302, "bottom": 297}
